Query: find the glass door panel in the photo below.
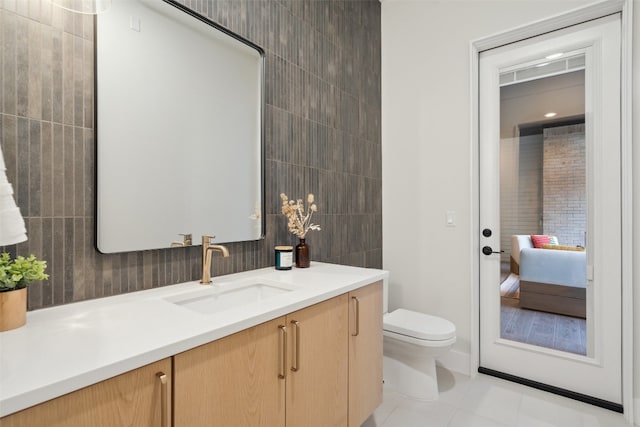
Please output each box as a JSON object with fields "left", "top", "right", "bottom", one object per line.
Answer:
{"left": 498, "top": 66, "right": 588, "bottom": 356}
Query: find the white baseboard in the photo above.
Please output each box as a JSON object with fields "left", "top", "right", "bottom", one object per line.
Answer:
{"left": 436, "top": 349, "right": 470, "bottom": 376}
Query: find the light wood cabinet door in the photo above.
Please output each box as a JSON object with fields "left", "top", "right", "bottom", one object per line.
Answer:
{"left": 173, "top": 316, "right": 286, "bottom": 427}
{"left": 286, "top": 294, "right": 349, "bottom": 427}
{"left": 0, "top": 358, "right": 171, "bottom": 427}
{"left": 348, "top": 281, "right": 383, "bottom": 427}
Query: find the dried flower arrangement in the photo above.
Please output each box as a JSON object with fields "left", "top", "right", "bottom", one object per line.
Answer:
{"left": 280, "top": 193, "right": 321, "bottom": 239}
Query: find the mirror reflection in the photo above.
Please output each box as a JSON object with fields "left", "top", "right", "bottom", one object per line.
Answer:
{"left": 96, "top": 0, "right": 264, "bottom": 253}
{"left": 498, "top": 53, "right": 587, "bottom": 355}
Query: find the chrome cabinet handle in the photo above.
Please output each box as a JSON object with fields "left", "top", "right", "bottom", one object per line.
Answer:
{"left": 278, "top": 325, "right": 287, "bottom": 379}
{"left": 156, "top": 372, "right": 168, "bottom": 427}
{"left": 290, "top": 320, "right": 300, "bottom": 372}
{"left": 351, "top": 296, "right": 360, "bottom": 337}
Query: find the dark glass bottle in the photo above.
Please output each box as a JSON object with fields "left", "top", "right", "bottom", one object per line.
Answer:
{"left": 295, "top": 238, "right": 310, "bottom": 268}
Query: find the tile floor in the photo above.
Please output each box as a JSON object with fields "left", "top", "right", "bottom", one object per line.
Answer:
{"left": 363, "top": 366, "right": 631, "bottom": 427}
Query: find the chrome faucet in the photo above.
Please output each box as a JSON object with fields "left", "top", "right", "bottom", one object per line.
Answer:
{"left": 201, "top": 235, "right": 229, "bottom": 284}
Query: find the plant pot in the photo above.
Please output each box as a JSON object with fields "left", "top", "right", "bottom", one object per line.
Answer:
{"left": 0, "top": 287, "right": 27, "bottom": 332}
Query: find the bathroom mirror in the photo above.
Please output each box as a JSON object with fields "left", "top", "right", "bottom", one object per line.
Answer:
{"left": 96, "top": 0, "right": 264, "bottom": 253}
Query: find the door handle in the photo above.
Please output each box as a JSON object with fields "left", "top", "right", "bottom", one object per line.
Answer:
{"left": 482, "top": 246, "right": 504, "bottom": 256}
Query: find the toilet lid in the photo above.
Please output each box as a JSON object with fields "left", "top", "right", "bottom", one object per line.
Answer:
{"left": 384, "top": 309, "right": 456, "bottom": 341}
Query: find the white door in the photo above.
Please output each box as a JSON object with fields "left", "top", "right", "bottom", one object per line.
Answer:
{"left": 479, "top": 15, "right": 622, "bottom": 406}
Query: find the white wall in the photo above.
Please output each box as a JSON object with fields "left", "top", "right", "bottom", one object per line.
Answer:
{"left": 381, "top": 0, "right": 638, "bottom": 421}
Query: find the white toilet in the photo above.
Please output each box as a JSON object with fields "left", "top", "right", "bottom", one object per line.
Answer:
{"left": 382, "top": 283, "right": 457, "bottom": 401}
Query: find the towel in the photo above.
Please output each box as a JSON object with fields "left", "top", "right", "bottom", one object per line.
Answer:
{"left": 0, "top": 146, "right": 27, "bottom": 246}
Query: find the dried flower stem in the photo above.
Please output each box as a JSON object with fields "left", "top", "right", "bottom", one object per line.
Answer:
{"left": 280, "top": 193, "right": 321, "bottom": 239}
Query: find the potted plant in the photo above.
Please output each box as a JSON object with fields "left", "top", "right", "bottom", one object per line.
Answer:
{"left": 0, "top": 252, "right": 48, "bottom": 332}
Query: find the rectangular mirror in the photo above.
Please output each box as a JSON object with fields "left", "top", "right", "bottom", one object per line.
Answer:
{"left": 96, "top": 0, "right": 264, "bottom": 253}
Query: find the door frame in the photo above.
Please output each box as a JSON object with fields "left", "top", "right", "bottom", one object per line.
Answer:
{"left": 469, "top": 0, "right": 634, "bottom": 423}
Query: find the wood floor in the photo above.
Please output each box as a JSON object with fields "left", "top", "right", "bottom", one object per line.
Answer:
{"left": 499, "top": 262, "right": 587, "bottom": 355}
{"left": 500, "top": 297, "right": 586, "bottom": 355}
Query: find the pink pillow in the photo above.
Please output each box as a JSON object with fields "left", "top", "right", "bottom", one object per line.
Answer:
{"left": 530, "top": 235, "right": 551, "bottom": 248}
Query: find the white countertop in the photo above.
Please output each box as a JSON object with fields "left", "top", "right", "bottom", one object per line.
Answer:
{"left": 0, "top": 262, "right": 388, "bottom": 418}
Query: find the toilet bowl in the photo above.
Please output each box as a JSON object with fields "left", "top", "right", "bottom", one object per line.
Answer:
{"left": 383, "top": 308, "right": 456, "bottom": 401}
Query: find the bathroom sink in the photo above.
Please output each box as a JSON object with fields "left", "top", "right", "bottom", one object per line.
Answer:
{"left": 165, "top": 281, "right": 295, "bottom": 315}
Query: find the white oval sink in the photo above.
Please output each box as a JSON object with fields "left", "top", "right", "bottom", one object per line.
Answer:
{"left": 165, "top": 281, "right": 295, "bottom": 315}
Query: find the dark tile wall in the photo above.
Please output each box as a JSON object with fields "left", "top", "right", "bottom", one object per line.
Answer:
{"left": 0, "top": 0, "right": 382, "bottom": 311}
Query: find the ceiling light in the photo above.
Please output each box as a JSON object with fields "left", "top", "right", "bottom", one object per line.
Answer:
{"left": 544, "top": 112, "right": 557, "bottom": 118}
{"left": 535, "top": 62, "right": 549, "bottom": 68}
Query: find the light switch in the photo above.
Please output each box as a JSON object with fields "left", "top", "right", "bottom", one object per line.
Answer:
{"left": 446, "top": 210, "right": 456, "bottom": 227}
{"left": 130, "top": 16, "right": 141, "bottom": 32}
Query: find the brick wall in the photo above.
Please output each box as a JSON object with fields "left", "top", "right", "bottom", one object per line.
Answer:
{"left": 500, "top": 124, "right": 585, "bottom": 259}
{"left": 542, "top": 124, "right": 586, "bottom": 246}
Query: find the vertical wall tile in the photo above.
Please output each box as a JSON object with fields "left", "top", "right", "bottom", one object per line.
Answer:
{"left": 1, "top": 114, "right": 17, "bottom": 185}
{"left": 15, "top": 117, "right": 29, "bottom": 213}
{"left": 102, "top": 254, "right": 113, "bottom": 297}
{"left": 41, "top": 121, "right": 53, "bottom": 218}
{"left": 41, "top": 217, "right": 53, "bottom": 306}
{"left": 73, "top": 125, "right": 83, "bottom": 216}
{"left": 143, "top": 251, "right": 153, "bottom": 290}
{"left": 73, "top": 36, "right": 82, "bottom": 127}
{"left": 52, "top": 217, "right": 64, "bottom": 305}
{"left": 62, "top": 32, "right": 73, "bottom": 125}
{"left": 1, "top": 12, "right": 14, "bottom": 115}
{"left": 0, "top": 0, "right": 381, "bottom": 311}
{"left": 15, "top": 15, "right": 28, "bottom": 117}
{"left": 83, "top": 218, "right": 95, "bottom": 299}
{"left": 83, "top": 129, "right": 93, "bottom": 217}
{"left": 28, "top": 20, "right": 42, "bottom": 119}
{"left": 26, "top": 217, "right": 42, "bottom": 309}
{"left": 52, "top": 123, "right": 64, "bottom": 216}
{"left": 28, "top": 119, "right": 41, "bottom": 216}
{"left": 82, "top": 38, "right": 92, "bottom": 128}
{"left": 63, "top": 217, "right": 74, "bottom": 303}
{"left": 62, "top": 125, "right": 73, "bottom": 215}
{"left": 73, "top": 217, "right": 84, "bottom": 300}
{"left": 51, "top": 27, "right": 63, "bottom": 122}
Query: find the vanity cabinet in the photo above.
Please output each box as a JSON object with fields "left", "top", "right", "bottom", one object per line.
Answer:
{"left": 173, "top": 284, "right": 382, "bottom": 427}
{"left": 0, "top": 358, "right": 171, "bottom": 427}
{"left": 348, "top": 281, "right": 383, "bottom": 427}
{"left": 173, "top": 316, "right": 286, "bottom": 426}
{"left": 285, "top": 294, "right": 349, "bottom": 427}
{"left": 0, "top": 276, "right": 384, "bottom": 427}
{"left": 173, "top": 295, "right": 349, "bottom": 427}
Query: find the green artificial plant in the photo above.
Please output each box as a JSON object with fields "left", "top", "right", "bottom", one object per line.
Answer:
{"left": 0, "top": 252, "right": 49, "bottom": 292}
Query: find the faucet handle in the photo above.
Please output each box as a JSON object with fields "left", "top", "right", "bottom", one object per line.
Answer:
{"left": 202, "top": 235, "right": 216, "bottom": 245}
{"left": 179, "top": 234, "right": 192, "bottom": 245}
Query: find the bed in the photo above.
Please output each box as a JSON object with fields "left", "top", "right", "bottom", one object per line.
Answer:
{"left": 511, "top": 235, "right": 586, "bottom": 318}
